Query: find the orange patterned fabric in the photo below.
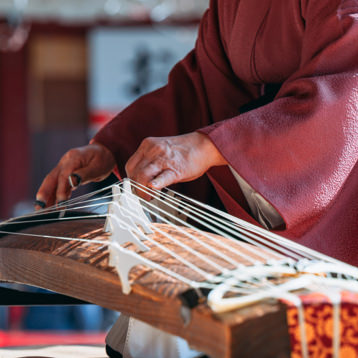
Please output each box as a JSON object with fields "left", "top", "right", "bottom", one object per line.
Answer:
{"left": 284, "top": 292, "right": 358, "bottom": 358}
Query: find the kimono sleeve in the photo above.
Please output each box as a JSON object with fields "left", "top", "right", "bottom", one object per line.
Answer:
{"left": 199, "top": 0, "right": 358, "bottom": 235}
{"left": 93, "top": 0, "right": 246, "bottom": 179}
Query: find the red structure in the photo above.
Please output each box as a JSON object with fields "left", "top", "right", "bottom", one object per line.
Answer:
{"left": 0, "top": 46, "right": 29, "bottom": 219}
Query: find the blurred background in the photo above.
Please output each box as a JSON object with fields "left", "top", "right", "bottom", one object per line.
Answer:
{"left": 0, "top": 0, "right": 208, "bottom": 347}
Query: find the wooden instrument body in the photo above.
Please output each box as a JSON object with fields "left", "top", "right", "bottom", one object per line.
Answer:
{"left": 0, "top": 217, "right": 291, "bottom": 358}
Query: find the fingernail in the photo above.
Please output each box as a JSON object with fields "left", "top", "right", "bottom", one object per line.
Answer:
{"left": 68, "top": 173, "right": 82, "bottom": 188}
{"left": 34, "top": 200, "right": 46, "bottom": 209}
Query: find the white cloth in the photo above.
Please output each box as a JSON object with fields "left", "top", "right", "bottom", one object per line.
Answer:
{"left": 0, "top": 345, "right": 106, "bottom": 358}
{"left": 106, "top": 316, "right": 201, "bottom": 358}
{"left": 230, "top": 167, "right": 284, "bottom": 229}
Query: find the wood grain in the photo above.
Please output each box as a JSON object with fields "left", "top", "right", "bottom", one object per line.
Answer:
{"left": 0, "top": 217, "right": 291, "bottom": 358}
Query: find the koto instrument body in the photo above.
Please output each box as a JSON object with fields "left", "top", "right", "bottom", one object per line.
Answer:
{"left": 0, "top": 218, "right": 290, "bottom": 358}
{"left": 1, "top": 180, "right": 358, "bottom": 358}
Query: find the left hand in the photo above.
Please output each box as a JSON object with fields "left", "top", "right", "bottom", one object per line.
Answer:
{"left": 125, "top": 132, "right": 227, "bottom": 198}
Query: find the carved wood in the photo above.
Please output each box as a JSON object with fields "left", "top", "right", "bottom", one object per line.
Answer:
{"left": 0, "top": 217, "right": 291, "bottom": 358}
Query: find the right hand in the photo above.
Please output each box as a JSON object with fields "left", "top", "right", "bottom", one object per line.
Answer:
{"left": 35, "top": 142, "right": 116, "bottom": 209}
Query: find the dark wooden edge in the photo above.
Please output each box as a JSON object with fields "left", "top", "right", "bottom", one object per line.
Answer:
{"left": 0, "top": 286, "right": 90, "bottom": 306}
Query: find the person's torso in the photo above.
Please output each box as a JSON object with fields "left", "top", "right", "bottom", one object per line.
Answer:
{"left": 219, "top": 0, "right": 305, "bottom": 85}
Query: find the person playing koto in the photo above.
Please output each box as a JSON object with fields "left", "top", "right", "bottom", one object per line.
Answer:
{"left": 35, "top": 0, "right": 358, "bottom": 357}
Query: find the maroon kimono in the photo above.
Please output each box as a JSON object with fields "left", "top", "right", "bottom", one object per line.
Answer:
{"left": 94, "top": 0, "right": 358, "bottom": 265}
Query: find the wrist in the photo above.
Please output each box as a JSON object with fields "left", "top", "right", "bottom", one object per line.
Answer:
{"left": 195, "top": 132, "right": 227, "bottom": 167}
{"left": 89, "top": 140, "right": 116, "bottom": 166}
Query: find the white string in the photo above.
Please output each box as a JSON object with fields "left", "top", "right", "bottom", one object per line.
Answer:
{"left": 0, "top": 227, "right": 258, "bottom": 294}
{"left": 0, "top": 186, "right": 113, "bottom": 228}
{"left": 0, "top": 229, "right": 107, "bottom": 246}
{"left": 4, "top": 179, "right": 324, "bottom": 266}
{"left": 0, "top": 214, "right": 106, "bottom": 226}
{"left": 111, "top": 214, "right": 223, "bottom": 282}
{"left": 311, "top": 284, "right": 341, "bottom": 358}
{"left": 161, "top": 186, "right": 312, "bottom": 259}
{"left": 111, "top": 198, "right": 277, "bottom": 291}
{"left": 24, "top": 193, "right": 255, "bottom": 278}
{"left": 0, "top": 182, "right": 288, "bottom": 294}
{"left": 4, "top": 180, "right": 355, "bottom": 282}
{"left": 148, "top": 224, "right": 228, "bottom": 277}
{"left": 115, "top": 203, "right": 285, "bottom": 291}
{"left": 5, "top": 179, "right": 343, "bottom": 268}
{"left": 130, "top": 181, "right": 286, "bottom": 261}
{"left": 161, "top": 184, "right": 352, "bottom": 265}
{"left": 3, "top": 181, "right": 351, "bottom": 285}
{"left": 130, "top": 181, "right": 311, "bottom": 261}
{"left": 151, "top": 194, "right": 293, "bottom": 260}
{"left": 2, "top": 202, "right": 242, "bottom": 286}
{"left": 1, "top": 188, "right": 273, "bottom": 288}
{"left": 119, "top": 187, "right": 258, "bottom": 269}
{"left": 14, "top": 179, "right": 307, "bottom": 264}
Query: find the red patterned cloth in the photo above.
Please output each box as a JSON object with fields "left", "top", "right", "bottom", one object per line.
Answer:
{"left": 285, "top": 292, "right": 358, "bottom": 357}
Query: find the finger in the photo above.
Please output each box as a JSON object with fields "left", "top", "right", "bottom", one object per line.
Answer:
{"left": 56, "top": 156, "right": 112, "bottom": 203}
{"left": 149, "top": 169, "right": 178, "bottom": 190}
{"left": 34, "top": 200, "right": 46, "bottom": 211}
{"left": 55, "top": 162, "right": 93, "bottom": 203}
{"left": 131, "top": 161, "right": 163, "bottom": 200}
{"left": 36, "top": 169, "right": 60, "bottom": 209}
{"left": 56, "top": 169, "right": 76, "bottom": 204}
{"left": 74, "top": 165, "right": 107, "bottom": 185}
{"left": 126, "top": 152, "right": 152, "bottom": 187}
{"left": 133, "top": 161, "right": 163, "bottom": 185}
{"left": 125, "top": 137, "right": 158, "bottom": 177}
{"left": 68, "top": 173, "right": 82, "bottom": 188}
{"left": 125, "top": 150, "right": 145, "bottom": 178}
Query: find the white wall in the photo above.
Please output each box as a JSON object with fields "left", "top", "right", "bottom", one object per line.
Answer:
{"left": 0, "top": 0, "right": 209, "bottom": 22}
{"left": 88, "top": 26, "right": 198, "bottom": 116}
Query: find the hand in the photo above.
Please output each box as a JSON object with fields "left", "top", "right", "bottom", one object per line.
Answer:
{"left": 35, "top": 142, "right": 116, "bottom": 209}
{"left": 125, "top": 132, "right": 227, "bottom": 199}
